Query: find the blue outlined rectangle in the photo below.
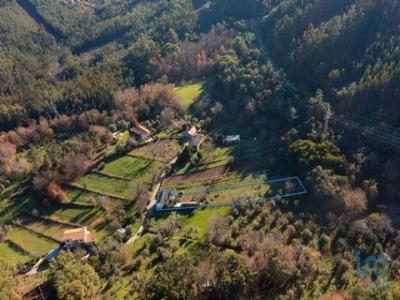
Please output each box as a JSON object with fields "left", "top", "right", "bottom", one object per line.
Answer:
{"left": 156, "top": 176, "right": 307, "bottom": 212}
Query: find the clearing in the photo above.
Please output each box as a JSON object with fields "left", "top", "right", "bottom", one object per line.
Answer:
{"left": 175, "top": 83, "right": 203, "bottom": 110}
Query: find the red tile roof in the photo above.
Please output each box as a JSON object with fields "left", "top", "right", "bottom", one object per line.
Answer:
{"left": 63, "top": 227, "right": 94, "bottom": 243}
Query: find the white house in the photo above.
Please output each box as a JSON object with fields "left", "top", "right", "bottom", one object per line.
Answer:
{"left": 63, "top": 227, "right": 94, "bottom": 249}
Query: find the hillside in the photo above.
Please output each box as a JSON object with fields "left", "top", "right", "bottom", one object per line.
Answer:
{"left": 263, "top": 0, "right": 400, "bottom": 125}
{"left": 0, "top": 0, "right": 60, "bottom": 128}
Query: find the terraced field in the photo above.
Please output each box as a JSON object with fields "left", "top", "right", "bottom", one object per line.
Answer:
{"left": 6, "top": 227, "right": 59, "bottom": 258}
{"left": 128, "top": 139, "right": 181, "bottom": 163}
{"left": 165, "top": 173, "right": 270, "bottom": 204}
{"left": 17, "top": 216, "right": 76, "bottom": 242}
{"left": 48, "top": 206, "right": 104, "bottom": 226}
{"left": 0, "top": 194, "right": 38, "bottom": 224}
{"left": 65, "top": 186, "right": 124, "bottom": 210}
{"left": 0, "top": 139, "right": 182, "bottom": 266}
{"left": 72, "top": 173, "right": 138, "bottom": 200}
{"left": 177, "top": 139, "right": 268, "bottom": 174}
{"left": 100, "top": 156, "right": 165, "bottom": 183}
{"left": 0, "top": 241, "right": 32, "bottom": 265}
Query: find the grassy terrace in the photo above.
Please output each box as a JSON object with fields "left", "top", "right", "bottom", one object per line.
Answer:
{"left": 165, "top": 173, "right": 270, "bottom": 204}
{"left": 0, "top": 241, "right": 32, "bottom": 265}
{"left": 65, "top": 186, "right": 124, "bottom": 210}
{"left": 100, "top": 156, "right": 165, "bottom": 183}
{"left": 6, "top": 227, "right": 59, "bottom": 258}
{"left": 46, "top": 206, "right": 110, "bottom": 242}
{"left": 175, "top": 83, "right": 203, "bottom": 110}
{"left": 177, "top": 139, "right": 268, "bottom": 174}
{"left": 18, "top": 216, "right": 76, "bottom": 242}
{"left": 0, "top": 195, "right": 39, "bottom": 224}
{"left": 128, "top": 139, "right": 181, "bottom": 163}
{"left": 48, "top": 206, "right": 103, "bottom": 226}
{"left": 71, "top": 173, "right": 138, "bottom": 200}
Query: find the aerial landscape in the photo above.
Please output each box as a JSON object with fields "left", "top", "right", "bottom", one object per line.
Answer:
{"left": 1, "top": 0, "right": 400, "bottom": 299}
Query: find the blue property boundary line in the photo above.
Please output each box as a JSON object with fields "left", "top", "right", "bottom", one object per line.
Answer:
{"left": 156, "top": 176, "right": 307, "bottom": 212}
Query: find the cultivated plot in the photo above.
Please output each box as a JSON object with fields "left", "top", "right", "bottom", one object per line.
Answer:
{"left": 71, "top": 173, "right": 138, "bottom": 200}
{"left": 99, "top": 155, "right": 165, "bottom": 183}
{"left": 158, "top": 176, "right": 307, "bottom": 211}
{"left": 6, "top": 227, "right": 59, "bottom": 258}
{"left": 128, "top": 139, "right": 182, "bottom": 163}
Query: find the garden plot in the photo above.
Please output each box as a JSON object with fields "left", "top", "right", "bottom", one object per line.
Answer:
{"left": 6, "top": 227, "right": 59, "bottom": 258}
{"left": 99, "top": 155, "right": 165, "bottom": 184}
{"left": 128, "top": 139, "right": 182, "bottom": 163}
{"left": 161, "top": 174, "right": 307, "bottom": 209}
{"left": 168, "top": 174, "right": 271, "bottom": 204}
{"left": 71, "top": 173, "right": 138, "bottom": 200}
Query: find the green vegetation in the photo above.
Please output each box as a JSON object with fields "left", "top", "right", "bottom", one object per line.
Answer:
{"left": 100, "top": 156, "right": 164, "bottom": 183}
{"left": 177, "top": 139, "right": 268, "bottom": 174}
{"left": 0, "top": 241, "right": 32, "bottom": 266}
{"left": 0, "top": 195, "right": 38, "bottom": 224}
{"left": 72, "top": 173, "right": 137, "bottom": 200}
{"left": 175, "top": 83, "right": 203, "bottom": 110}
{"left": 180, "top": 207, "right": 231, "bottom": 238}
{"left": 49, "top": 206, "right": 104, "bottom": 226}
{"left": 17, "top": 216, "right": 75, "bottom": 242}
{"left": 50, "top": 251, "right": 102, "bottom": 300}
{"left": 0, "top": 259, "right": 21, "bottom": 299}
{"left": 128, "top": 139, "right": 182, "bottom": 163}
{"left": 6, "top": 227, "right": 58, "bottom": 258}
{"left": 164, "top": 172, "right": 270, "bottom": 204}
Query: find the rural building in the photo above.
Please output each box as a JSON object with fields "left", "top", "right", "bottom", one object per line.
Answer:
{"left": 184, "top": 126, "right": 198, "bottom": 142}
{"left": 156, "top": 190, "right": 176, "bottom": 210}
{"left": 131, "top": 124, "right": 151, "bottom": 142}
{"left": 190, "top": 134, "right": 205, "bottom": 149}
{"left": 223, "top": 135, "right": 241, "bottom": 145}
{"left": 63, "top": 227, "right": 94, "bottom": 249}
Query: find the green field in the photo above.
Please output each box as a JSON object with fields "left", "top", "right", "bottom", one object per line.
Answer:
{"left": 0, "top": 241, "right": 32, "bottom": 266}
{"left": 175, "top": 83, "right": 203, "bottom": 110}
{"left": 180, "top": 207, "right": 231, "bottom": 238}
{"left": 129, "top": 139, "right": 182, "bottom": 163}
{"left": 154, "top": 127, "right": 185, "bottom": 140}
{"left": 65, "top": 186, "right": 124, "bottom": 210}
{"left": 72, "top": 173, "right": 138, "bottom": 200}
{"left": 49, "top": 206, "right": 104, "bottom": 226}
{"left": 0, "top": 195, "right": 39, "bottom": 224}
{"left": 18, "top": 216, "right": 75, "bottom": 242}
{"left": 6, "top": 227, "right": 59, "bottom": 258}
{"left": 100, "top": 156, "right": 165, "bottom": 183}
{"left": 165, "top": 173, "right": 270, "bottom": 204}
{"left": 177, "top": 139, "right": 268, "bottom": 174}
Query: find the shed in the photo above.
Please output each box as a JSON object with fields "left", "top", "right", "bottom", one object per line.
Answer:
{"left": 184, "top": 126, "right": 198, "bottom": 142}
{"left": 131, "top": 124, "right": 151, "bottom": 142}
{"left": 223, "top": 135, "right": 241, "bottom": 145}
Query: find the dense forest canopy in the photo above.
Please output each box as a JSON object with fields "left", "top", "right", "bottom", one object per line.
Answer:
{"left": 264, "top": 0, "right": 400, "bottom": 125}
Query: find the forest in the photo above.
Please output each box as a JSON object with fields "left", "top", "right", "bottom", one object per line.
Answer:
{"left": 1, "top": 0, "right": 400, "bottom": 299}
